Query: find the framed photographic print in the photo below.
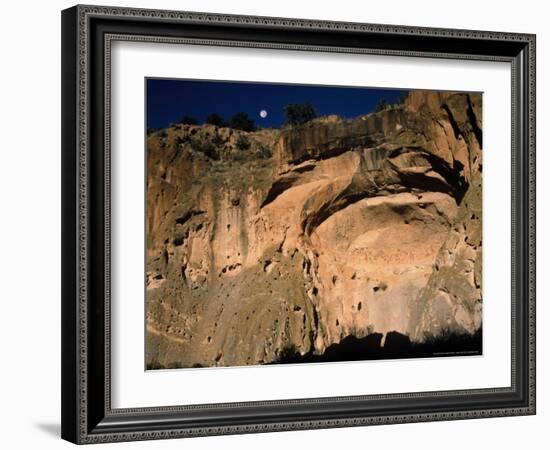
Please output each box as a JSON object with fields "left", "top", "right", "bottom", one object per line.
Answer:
{"left": 61, "top": 5, "right": 536, "bottom": 444}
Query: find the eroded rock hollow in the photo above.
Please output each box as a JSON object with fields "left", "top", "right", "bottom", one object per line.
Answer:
{"left": 146, "top": 91, "right": 482, "bottom": 369}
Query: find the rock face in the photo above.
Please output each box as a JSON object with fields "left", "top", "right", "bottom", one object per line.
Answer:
{"left": 146, "top": 91, "right": 482, "bottom": 369}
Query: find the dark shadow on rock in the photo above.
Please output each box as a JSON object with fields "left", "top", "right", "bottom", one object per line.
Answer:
{"left": 413, "top": 327, "right": 483, "bottom": 356}
{"left": 271, "top": 328, "right": 482, "bottom": 365}
{"left": 323, "top": 333, "right": 384, "bottom": 362}
{"left": 384, "top": 331, "right": 412, "bottom": 354}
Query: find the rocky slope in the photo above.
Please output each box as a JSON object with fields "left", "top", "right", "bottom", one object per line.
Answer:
{"left": 146, "top": 90, "right": 482, "bottom": 369}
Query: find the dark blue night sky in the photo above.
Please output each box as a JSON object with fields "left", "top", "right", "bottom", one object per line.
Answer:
{"left": 146, "top": 78, "right": 408, "bottom": 130}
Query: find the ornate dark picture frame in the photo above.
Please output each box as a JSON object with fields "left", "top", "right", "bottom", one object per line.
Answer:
{"left": 61, "top": 4, "right": 536, "bottom": 444}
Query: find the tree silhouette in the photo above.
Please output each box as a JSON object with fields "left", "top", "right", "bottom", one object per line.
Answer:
{"left": 179, "top": 115, "right": 198, "bottom": 125}
{"left": 394, "top": 93, "right": 408, "bottom": 105}
{"left": 206, "top": 113, "right": 226, "bottom": 127}
{"left": 375, "top": 98, "right": 389, "bottom": 112}
{"left": 229, "top": 112, "right": 255, "bottom": 131}
{"left": 283, "top": 102, "right": 317, "bottom": 126}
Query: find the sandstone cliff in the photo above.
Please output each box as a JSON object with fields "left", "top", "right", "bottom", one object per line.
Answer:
{"left": 146, "top": 90, "right": 482, "bottom": 369}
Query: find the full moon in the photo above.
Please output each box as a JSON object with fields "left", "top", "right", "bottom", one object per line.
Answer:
{"left": 259, "top": 110, "right": 268, "bottom": 118}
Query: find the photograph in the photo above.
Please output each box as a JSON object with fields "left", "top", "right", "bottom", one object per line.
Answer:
{"left": 56, "top": 3, "right": 537, "bottom": 445}
{"left": 145, "top": 80, "right": 483, "bottom": 369}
